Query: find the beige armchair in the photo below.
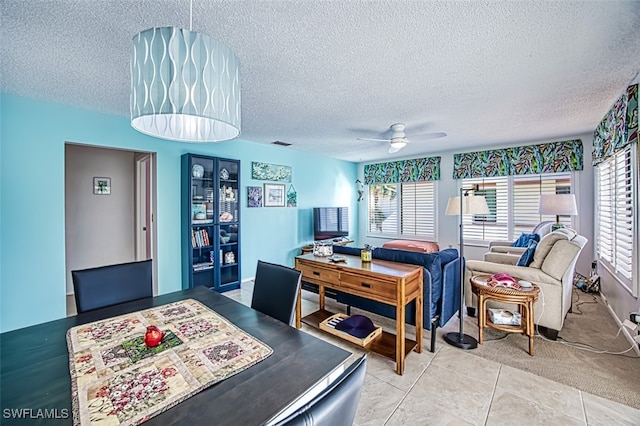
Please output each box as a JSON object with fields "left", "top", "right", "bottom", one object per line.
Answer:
{"left": 465, "top": 229, "right": 587, "bottom": 338}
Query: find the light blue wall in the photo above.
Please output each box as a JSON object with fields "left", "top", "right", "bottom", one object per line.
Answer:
{"left": 0, "top": 93, "right": 358, "bottom": 332}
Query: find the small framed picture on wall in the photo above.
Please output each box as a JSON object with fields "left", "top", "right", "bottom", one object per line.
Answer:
{"left": 263, "top": 183, "right": 285, "bottom": 207}
{"left": 94, "top": 177, "right": 111, "bottom": 195}
{"left": 247, "top": 186, "right": 262, "bottom": 208}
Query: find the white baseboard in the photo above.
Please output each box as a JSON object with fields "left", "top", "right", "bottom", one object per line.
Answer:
{"left": 599, "top": 292, "right": 640, "bottom": 357}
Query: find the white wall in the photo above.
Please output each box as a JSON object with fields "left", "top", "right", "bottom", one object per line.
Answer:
{"left": 357, "top": 132, "right": 595, "bottom": 277}
{"left": 64, "top": 144, "right": 136, "bottom": 294}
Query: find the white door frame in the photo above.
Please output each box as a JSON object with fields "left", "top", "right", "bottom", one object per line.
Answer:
{"left": 135, "top": 153, "right": 157, "bottom": 295}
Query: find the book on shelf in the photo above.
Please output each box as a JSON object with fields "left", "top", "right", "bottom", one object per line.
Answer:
{"left": 192, "top": 219, "right": 213, "bottom": 224}
{"left": 191, "top": 229, "right": 211, "bottom": 248}
{"left": 193, "top": 262, "right": 214, "bottom": 271}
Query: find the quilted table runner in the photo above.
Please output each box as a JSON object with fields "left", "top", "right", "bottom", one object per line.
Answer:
{"left": 66, "top": 299, "right": 273, "bottom": 425}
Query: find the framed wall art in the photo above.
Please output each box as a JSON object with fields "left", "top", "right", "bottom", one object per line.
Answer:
{"left": 93, "top": 177, "right": 111, "bottom": 195}
{"left": 247, "top": 186, "right": 263, "bottom": 208}
{"left": 264, "top": 183, "right": 286, "bottom": 207}
{"left": 251, "top": 162, "right": 292, "bottom": 182}
{"left": 287, "top": 184, "right": 297, "bottom": 207}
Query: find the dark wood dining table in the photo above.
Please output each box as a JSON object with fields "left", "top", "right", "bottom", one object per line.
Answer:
{"left": 0, "top": 286, "right": 352, "bottom": 425}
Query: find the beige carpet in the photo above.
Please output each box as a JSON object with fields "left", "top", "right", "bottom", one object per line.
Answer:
{"left": 444, "top": 287, "right": 640, "bottom": 409}
{"left": 340, "top": 286, "right": 640, "bottom": 410}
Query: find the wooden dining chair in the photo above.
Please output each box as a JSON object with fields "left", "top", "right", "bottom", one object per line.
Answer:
{"left": 72, "top": 259, "right": 153, "bottom": 314}
{"left": 251, "top": 260, "right": 302, "bottom": 326}
{"left": 274, "top": 354, "right": 367, "bottom": 426}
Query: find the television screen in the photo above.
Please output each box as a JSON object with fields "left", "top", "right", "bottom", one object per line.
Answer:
{"left": 313, "top": 207, "right": 349, "bottom": 240}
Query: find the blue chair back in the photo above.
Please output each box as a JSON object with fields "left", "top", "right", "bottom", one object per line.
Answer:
{"left": 72, "top": 259, "right": 153, "bottom": 313}
{"left": 275, "top": 354, "right": 367, "bottom": 426}
{"left": 251, "top": 260, "right": 302, "bottom": 326}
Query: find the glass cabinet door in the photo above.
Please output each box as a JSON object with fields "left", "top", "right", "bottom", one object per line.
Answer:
{"left": 218, "top": 159, "right": 239, "bottom": 224}
{"left": 218, "top": 159, "right": 239, "bottom": 288}
{"left": 191, "top": 157, "right": 215, "bottom": 224}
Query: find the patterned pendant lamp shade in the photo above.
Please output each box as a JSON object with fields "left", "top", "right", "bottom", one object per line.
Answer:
{"left": 130, "top": 27, "right": 241, "bottom": 142}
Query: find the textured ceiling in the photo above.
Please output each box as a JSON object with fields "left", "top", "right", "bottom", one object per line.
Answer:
{"left": 2, "top": 1, "right": 639, "bottom": 162}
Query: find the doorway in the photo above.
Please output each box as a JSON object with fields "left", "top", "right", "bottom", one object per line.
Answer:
{"left": 64, "top": 144, "right": 157, "bottom": 315}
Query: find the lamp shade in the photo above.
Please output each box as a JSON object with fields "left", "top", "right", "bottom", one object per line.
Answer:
{"left": 538, "top": 194, "right": 577, "bottom": 216}
{"left": 445, "top": 195, "right": 490, "bottom": 215}
{"left": 131, "top": 27, "right": 241, "bottom": 142}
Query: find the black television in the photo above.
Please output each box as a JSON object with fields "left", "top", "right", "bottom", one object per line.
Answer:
{"left": 313, "top": 207, "right": 349, "bottom": 240}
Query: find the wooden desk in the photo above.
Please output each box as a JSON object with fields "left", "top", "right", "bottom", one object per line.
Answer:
{"left": 0, "top": 286, "right": 350, "bottom": 425}
{"left": 295, "top": 253, "right": 423, "bottom": 375}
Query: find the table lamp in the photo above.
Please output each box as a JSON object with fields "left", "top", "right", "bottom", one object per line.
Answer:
{"left": 444, "top": 188, "right": 489, "bottom": 350}
{"left": 538, "top": 194, "right": 577, "bottom": 231}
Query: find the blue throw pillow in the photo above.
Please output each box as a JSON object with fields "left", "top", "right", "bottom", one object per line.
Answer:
{"left": 517, "top": 240, "right": 538, "bottom": 266}
{"left": 512, "top": 233, "right": 540, "bottom": 248}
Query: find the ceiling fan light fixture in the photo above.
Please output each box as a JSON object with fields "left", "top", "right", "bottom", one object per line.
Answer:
{"left": 390, "top": 140, "right": 407, "bottom": 149}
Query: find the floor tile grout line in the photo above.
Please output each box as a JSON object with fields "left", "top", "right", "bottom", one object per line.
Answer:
{"left": 579, "top": 391, "right": 589, "bottom": 426}
{"left": 381, "top": 348, "right": 436, "bottom": 426}
{"left": 482, "top": 364, "right": 502, "bottom": 426}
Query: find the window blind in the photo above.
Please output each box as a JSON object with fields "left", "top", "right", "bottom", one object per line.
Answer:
{"left": 367, "top": 182, "right": 436, "bottom": 240}
{"left": 462, "top": 178, "right": 508, "bottom": 242}
{"left": 401, "top": 182, "right": 436, "bottom": 237}
{"left": 597, "top": 145, "right": 636, "bottom": 290}
{"left": 461, "top": 173, "right": 573, "bottom": 242}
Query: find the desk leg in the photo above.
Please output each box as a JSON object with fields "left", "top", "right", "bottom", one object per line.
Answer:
{"left": 396, "top": 302, "right": 406, "bottom": 375}
{"left": 295, "top": 285, "right": 302, "bottom": 329}
{"left": 415, "top": 292, "right": 423, "bottom": 354}
{"left": 319, "top": 285, "right": 325, "bottom": 311}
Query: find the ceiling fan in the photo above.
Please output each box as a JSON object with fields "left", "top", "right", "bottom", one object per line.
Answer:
{"left": 357, "top": 123, "right": 447, "bottom": 153}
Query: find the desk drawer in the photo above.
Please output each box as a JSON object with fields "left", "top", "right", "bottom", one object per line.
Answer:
{"left": 297, "top": 263, "right": 340, "bottom": 286}
{"left": 339, "top": 272, "right": 396, "bottom": 303}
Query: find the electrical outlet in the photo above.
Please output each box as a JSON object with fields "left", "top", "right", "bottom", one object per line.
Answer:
{"left": 622, "top": 319, "right": 638, "bottom": 331}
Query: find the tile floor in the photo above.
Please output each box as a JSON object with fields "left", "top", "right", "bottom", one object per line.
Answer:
{"left": 66, "top": 286, "right": 640, "bottom": 425}
{"left": 224, "top": 282, "right": 640, "bottom": 426}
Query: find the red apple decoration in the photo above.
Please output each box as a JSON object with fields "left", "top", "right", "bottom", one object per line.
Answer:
{"left": 144, "top": 325, "right": 165, "bottom": 347}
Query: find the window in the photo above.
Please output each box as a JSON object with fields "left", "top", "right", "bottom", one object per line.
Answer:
{"left": 367, "top": 181, "right": 436, "bottom": 240}
{"left": 596, "top": 145, "right": 637, "bottom": 294}
{"left": 461, "top": 173, "right": 573, "bottom": 242}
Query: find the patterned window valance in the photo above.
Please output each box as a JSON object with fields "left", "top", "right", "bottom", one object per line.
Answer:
{"left": 364, "top": 156, "right": 440, "bottom": 184}
{"left": 592, "top": 83, "right": 638, "bottom": 166}
{"left": 453, "top": 139, "right": 583, "bottom": 179}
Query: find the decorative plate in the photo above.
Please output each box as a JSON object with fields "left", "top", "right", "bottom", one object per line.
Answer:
{"left": 220, "top": 168, "right": 229, "bottom": 180}
{"left": 192, "top": 164, "right": 204, "bottom": 178}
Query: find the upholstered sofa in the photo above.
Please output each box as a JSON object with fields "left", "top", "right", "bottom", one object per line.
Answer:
{"left": 330, "top": 245, "right": 460, "bottom": 352}
{"left": 465, "top": 229, "right": 587, "bottom": 338}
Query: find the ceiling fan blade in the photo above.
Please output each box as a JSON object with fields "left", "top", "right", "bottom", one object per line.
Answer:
{"left": 411, "top": 131, "right": 447, "bottom": 140}
{"left": 357, "top": 137, "right": 391, "bottom": 142}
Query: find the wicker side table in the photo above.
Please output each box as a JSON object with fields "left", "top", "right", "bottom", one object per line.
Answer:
{"left": 470, "top": 275, "right": 540, "bottom": 356}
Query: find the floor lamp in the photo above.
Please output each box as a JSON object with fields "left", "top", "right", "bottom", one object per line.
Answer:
{"left": 444, "top": 188, "right": 489, "bottom": 350}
